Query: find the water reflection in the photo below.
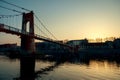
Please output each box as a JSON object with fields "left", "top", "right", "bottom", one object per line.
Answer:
{"left": 35, "top": 60, "right": 63, "bottom": 78}
{"left": 20, "top": 56, "right": 35, "bottom": 80}
{"left": 14, "top": 55, "right": 35, "bottom": 80}
{"left": 17, "top": 54, "right": 120, "bottom": 80}
{"left": 0, "top": 53, "right": 120, "bottom": 80}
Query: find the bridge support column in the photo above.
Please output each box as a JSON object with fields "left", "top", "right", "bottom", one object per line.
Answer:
{"left": 21, "top": 11, "right": 35, "bottom": 54}
{"left": 20, "top": 11, "right": 36, "bottom": 80}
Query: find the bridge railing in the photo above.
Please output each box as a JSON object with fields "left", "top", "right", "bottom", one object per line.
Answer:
{"left": 0, "top": 23, "right": 54, "bottom": 41}
{"left": 0, "top": 23, "right": 21, "bottom": 33}
{"left": 0, "top": 23, "right": 73, "bottom": 49}
{"left": 0, "top": 23, "right": 32, "bottom": 36}
{"left": 0, "top": 23, "right": 66, "bottom": 44}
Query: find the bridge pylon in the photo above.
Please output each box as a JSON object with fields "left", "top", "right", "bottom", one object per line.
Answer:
{"left": 21, "top": 11, "right": 35, "bottom": 54}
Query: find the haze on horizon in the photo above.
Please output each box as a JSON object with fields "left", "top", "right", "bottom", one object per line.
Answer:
{"left": 0, "top": 0, "right": 120, "bottom": 45}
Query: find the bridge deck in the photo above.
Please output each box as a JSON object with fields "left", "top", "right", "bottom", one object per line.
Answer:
{"left": 0, "top": 23, "right": 72, "bottom": 48}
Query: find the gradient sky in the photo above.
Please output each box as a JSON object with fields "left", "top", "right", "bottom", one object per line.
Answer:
{"left": 0, "top": 0, "right": 120, "bottom": 45}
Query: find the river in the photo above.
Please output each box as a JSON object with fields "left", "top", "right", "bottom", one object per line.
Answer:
{"left": 0, "top": 55, "right": 120, "bottom": 80}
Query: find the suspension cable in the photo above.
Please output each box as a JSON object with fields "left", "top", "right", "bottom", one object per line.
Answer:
{"left": 34, "top": 14, "right": 58, "bottom": 40}
{"left": 0, "top": 0, "right": 58, "bottom": 40}
{"left": 0, "top": 14, "right": 22, "bottom": 18}
{"left": 0, "top": 5, "right": 23, "bottom": 13}
{"left": 0, "top": 0, "right": 31, "bottom": 12}
{"left": 34, "top": 24, "right": 50, "bottom": 38}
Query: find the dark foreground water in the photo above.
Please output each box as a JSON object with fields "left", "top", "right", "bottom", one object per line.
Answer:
{"left": 0, "top": 55, "right": 120, "bottom": 80}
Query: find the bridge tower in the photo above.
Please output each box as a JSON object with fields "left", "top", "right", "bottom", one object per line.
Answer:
{"left": 21, "top": 11, "right": 35, "bottom": 54}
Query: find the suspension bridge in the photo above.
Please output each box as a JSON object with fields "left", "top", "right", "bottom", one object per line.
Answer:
{"left": 0, "top": 0, "right": 77, "bottom": 54}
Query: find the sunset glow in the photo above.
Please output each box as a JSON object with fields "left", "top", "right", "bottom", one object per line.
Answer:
{"left": 0, "top": 0, "right": 120, "bottom": 44}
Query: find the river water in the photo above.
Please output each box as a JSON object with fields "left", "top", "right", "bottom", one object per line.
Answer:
{"left": 0, "top": 55, "right": 120, "bottom": 80}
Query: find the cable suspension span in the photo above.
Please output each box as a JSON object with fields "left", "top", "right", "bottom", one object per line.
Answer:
{"left": 0, "top": 5, "right": 23, "bottom": 13}
{"left": 34, "top": 14, "right": 58, "bottom": 40}
{"left": 0, "top": 0, "right": 58, "bottom": 40}
{"left": 0, "top": 15, "right": 21, "bottom": 28}
{"left": 0, "top": 0, "right": 31, "bottom": 12}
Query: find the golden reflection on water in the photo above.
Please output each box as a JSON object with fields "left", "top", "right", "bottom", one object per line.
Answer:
{"left": 0, "top": 55, "right": 120, "bottom": 80}
{"left": 89, "top": 60, "right": 119, "bottom": 72}
{"left": 37, "top": 60, "right": 120, "bottom": 80}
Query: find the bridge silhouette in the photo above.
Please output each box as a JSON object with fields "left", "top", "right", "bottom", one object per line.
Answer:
{"left": 0, "top": 1, "right": 76, "bottom": 80}
{"left": 0, "top": 0, "right": 77, "bottom": 54}
{"left": 0, "top": 11, "right": 75, "bottom": 54}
